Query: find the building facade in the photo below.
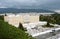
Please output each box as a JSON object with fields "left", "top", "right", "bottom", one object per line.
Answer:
{"left": 4, "top": 13, "right": 39, "bottom": 27}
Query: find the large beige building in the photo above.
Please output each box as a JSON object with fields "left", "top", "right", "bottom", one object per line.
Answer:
{"left": 4, "top": 13, "right": 40, "bottom": 27}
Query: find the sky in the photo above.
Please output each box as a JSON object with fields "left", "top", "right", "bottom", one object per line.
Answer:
{"left": 0, "top": 0, "right": 60, "bottom": 10}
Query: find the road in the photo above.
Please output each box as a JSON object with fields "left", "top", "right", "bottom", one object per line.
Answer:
{"left": 35, "top": 29, "right": 60, "bottom": 39}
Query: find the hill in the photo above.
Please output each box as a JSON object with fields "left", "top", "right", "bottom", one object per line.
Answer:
{"left": 0, "top": 8, "right": 55, "bottom": 13}
{"left": 0, "top": 17, "right": 34, "bottom": 39}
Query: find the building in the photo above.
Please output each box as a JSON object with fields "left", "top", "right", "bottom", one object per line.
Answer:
{"left": 4, "top": 13, "right": 39, "bottom": 27}
{"left": 4, "top": 12, "right": 54, "bottom": 27}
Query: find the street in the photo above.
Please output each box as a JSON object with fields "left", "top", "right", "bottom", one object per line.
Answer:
{"left": 35, "top": 30, "right": 60, "bottom": 39}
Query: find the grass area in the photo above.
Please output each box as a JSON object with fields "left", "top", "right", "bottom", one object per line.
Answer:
{"left": 0, "top": 16, "right": 34, "bottom": 39}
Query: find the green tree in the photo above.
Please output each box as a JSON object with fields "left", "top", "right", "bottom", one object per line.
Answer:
{"left": 0, "top": 15, "right": 4, "bottom": 21}
{"left": 39, "top": 15, "right": 48, "bottom": 21}
{"left": 5, "top": 13, "right": 7, "bottom": 16}
{"left": 51, "top": 13, "right": 60, "bottom": 25}
{"left": 18, "top": 23, "right": 27, "bottom": 31}
{"left": 45, "top": 16, "right": 53, "bottom": 27}
{"left": 18, "top": 23, "right": 24, "bottom": 30}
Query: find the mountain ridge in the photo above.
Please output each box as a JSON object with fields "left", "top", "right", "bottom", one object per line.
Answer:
{"left": 0, "top": 8, "right": 55, "bottom": 13}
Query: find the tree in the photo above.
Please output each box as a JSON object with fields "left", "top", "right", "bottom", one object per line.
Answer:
{"left": 5, "top": 13, "right": 7, "bottom": 16}
{"left": 45, "top": 16, "right": 51, "bottom": 27}
{"left": 0, "top": 15, "right": 4, "bottom": 21}
{"left": 18, "top": 23, "right": 24, "bottom": 30}
{"left": 39, "top": 15, "right": 47, "bottom": 21}
{"left": 18, "top": 23, "right": 27, "bottom": 31}
{"left": 51, "top": 13, "right": 60, "bottom": 25}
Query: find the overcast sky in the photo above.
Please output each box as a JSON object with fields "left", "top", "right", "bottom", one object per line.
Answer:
{"left": 0, "top": 0, "right": 60, "bottom": 10}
